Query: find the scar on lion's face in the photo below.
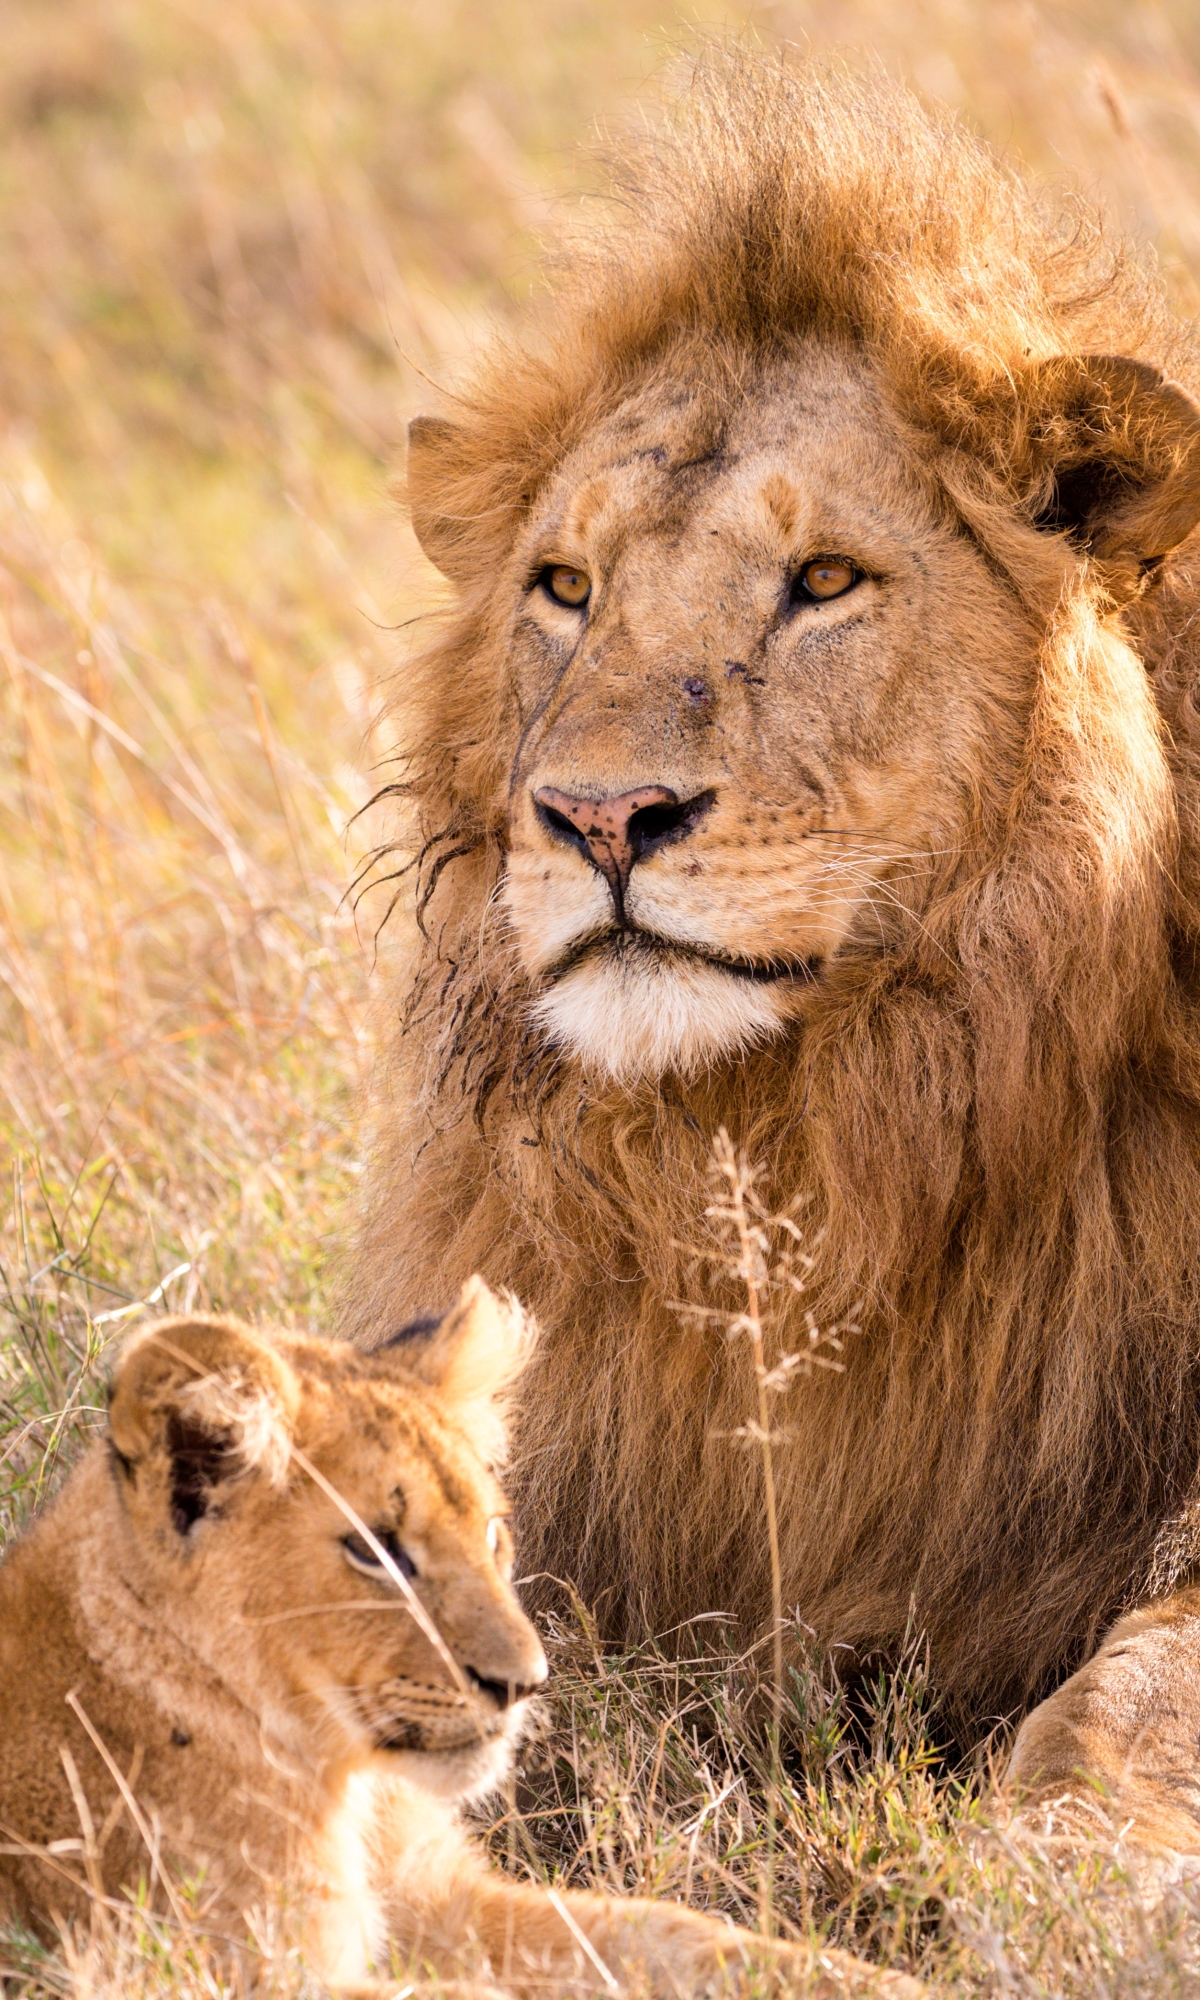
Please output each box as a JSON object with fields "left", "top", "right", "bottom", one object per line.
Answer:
{"left": 498, "top": 344, "right": 1037, "bottom": 1085}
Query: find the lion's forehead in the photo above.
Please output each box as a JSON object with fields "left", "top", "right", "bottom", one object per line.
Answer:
{"left": 534, "top": 355, "right": 924, "bottom": 581}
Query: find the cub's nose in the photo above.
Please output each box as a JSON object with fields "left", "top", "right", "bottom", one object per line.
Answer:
{"left": 466, "top": 1657, "right": 548, "bottom": 1710}
{"left": 533, "top": 785, "right": 714, "bottom": 915}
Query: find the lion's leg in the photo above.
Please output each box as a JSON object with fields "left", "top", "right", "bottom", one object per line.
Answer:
{"left": 395, "top": 1871, "right": 924, "bottom": 1997}
{"left": 1007, "top": 1585, "right": 1200, "bottom": 1865}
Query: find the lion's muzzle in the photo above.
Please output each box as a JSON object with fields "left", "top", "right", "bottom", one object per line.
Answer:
{"left": 533, "top": 783, "right": 714, "bottom": 921}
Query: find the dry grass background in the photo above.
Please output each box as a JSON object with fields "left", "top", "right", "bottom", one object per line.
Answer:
{"left": 5, "top": 0, "right": 1200, "bottom": 1993}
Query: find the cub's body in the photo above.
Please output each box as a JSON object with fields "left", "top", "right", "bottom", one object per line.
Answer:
{"left": 0, "top": 1289, "right": 917, "bottom": 1997}
{"left": 0, "top": 1296, "right": 528, "bottom": 1983}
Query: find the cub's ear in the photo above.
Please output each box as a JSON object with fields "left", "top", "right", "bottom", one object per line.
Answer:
{"left": 406, "top": 414, "right": 475, "bottom": 584}
{"left": 1028, "top": 354, "right": 1200, "bottom": 599}
{"left": 108, "top": 1315, "right": 298, "bottom": 1537}
{"left": 401, "top": 1276, "right": 534, "bottom": 1461}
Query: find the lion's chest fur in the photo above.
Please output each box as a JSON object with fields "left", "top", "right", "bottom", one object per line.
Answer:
{"left": 364, "top": 1048, "right": 1200, "bottom": 1733}
{"left": 306, "top": 1773, "right": 389, "bottom": 1984}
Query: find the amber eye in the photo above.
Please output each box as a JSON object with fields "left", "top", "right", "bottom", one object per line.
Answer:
{"left": 542, "top": 564, "right": 591, "bottom": 609}
{"left": 792, "top": 557, "right": 859, "bottom": 604}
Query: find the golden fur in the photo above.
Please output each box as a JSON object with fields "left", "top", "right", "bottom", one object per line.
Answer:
{"left": 345, "top": 49, "right": 1200, "bottom": 1749}
{"left": 0, "top": 1282, "right": 918, "bottom": 1995}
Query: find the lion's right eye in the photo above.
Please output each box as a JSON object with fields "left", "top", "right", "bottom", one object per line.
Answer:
{"left": 540, "top": 564, "right": 591, "bottom": 609}
{"left": 342, "top": 1529, "right": 417, "bottom": 1581}
{"left": 790, "top": 557, "right": 860, "bottom": 605}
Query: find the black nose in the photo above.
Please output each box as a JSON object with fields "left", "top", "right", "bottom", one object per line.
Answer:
{"left": 533, "top": 785, "right": 714, "bottom": 918}
{"left": 465, "top": 1665, "right": 542, "bottom": 1710}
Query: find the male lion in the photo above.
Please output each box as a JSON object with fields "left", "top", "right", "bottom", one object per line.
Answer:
{"left": 0, "top": 1281, "right": 911, "bottom": 1995}
{"left": 346, "top": 52, "right": 1200, "bottom": 1853}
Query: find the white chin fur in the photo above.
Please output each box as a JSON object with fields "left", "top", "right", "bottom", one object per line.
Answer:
{"left": 532, "top": 951, "right": 789, "bottom": 1084}
{"left": 388, "top": 1722, "right": 522, "bottom": 1804}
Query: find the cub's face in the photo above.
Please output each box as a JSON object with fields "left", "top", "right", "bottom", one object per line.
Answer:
{"left": 497, "top": 345, "right": 1038, "bottom": 1083}
{"left": 107, "top": 1297, "right": 546, "bottom": 1803}
{"left": 245, "top": 1370, "right": 545, "bottom": 1799}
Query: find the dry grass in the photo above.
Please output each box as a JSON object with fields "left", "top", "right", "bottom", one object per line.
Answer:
{"left": 5, "top": 0, "right": 1200, "bottom": 1991}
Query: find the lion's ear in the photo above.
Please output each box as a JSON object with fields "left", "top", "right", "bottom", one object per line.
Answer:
{"left": 406, "top": 414, "right": 475, "bottom": 583}
{"left": 403, "top": 1276, "right": 534, "bottom": 1459}
{"left": 1029, "top": 354, "right": 1200, "bottom": 598}
{"left": 108, "top": 1316, "right": 298, "bottom": 1536}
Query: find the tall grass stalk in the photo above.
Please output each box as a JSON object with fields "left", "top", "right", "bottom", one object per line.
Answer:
{"left": 708, "top": 1133, "right": 786, "bottom": 1937}
{"left": 673, "top": 1129, "right": 851, "bottom": 1940}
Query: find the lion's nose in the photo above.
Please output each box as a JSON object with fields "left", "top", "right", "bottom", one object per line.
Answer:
{"left": 466, "top": 1658, "right": 548, "bottom": 1710}
{"left": 533, "top": 785, "right": 714, "bottom": 916}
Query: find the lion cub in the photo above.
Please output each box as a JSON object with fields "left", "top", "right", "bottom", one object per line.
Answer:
{"left": 0, "top": 1279, "right": 917, "bottom": 1997}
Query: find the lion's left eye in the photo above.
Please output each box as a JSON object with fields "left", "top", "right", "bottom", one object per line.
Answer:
{"left": 541, "top": 564, "right": 591, "bottom": 609}
{"left": 486, "top": 1515, "right": 510, "bottom": 1555}
{"left": 342, "top": 1529, "right": 417, "bottom": 1580}
{"left": 790, "top": 557, "right": 860, "bottom": 604}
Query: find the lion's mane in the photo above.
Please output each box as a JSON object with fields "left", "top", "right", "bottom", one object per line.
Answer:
{"left": 348, "top": 50, "right": 1200, "bottom": 1728}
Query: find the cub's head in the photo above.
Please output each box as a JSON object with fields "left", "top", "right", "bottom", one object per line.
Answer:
{"left": 106, "top": 1279, "right": 545, "bottom": 1799}
{"left": 396, "top": 56, "right": 1200, "bottom": 1093}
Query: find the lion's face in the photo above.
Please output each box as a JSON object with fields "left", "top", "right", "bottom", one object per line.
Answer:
{"left": 496, "top": 346, "right": 1036, "bottom": 1083}
{"left": 107, "top": 1285, "right": 546, "bottom": 1801}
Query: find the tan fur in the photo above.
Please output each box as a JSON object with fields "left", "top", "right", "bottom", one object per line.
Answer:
{"left": 1008, "top": 1588, "right": 1200, "bottom": 1867}
{"left": 345, "top": 46, "right": 1200, "bottom": 1775}
{"left": 0, "top": 1284, "right": 917, "bottom": 1997}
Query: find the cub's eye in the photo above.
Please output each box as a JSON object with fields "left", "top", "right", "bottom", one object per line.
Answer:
{"left": 486, "top": 1515, "right": 510, "bottom": 1556}
{"left": 540, "top": 564, "right": 591, "bottom": 609}
{"left": 791, "top": 557, "right": 860, "bottom": 605}
{"left": 342, "top": 1529, "right": 417, "bottom": 1581}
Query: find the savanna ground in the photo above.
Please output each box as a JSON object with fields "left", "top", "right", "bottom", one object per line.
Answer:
{"left": 5, "top": 1, "right": 1200, "bottom": 1992}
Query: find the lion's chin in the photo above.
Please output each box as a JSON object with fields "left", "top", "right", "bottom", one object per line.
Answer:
{"left": 532, "top": 943, "right": 796, "bottom": 1084}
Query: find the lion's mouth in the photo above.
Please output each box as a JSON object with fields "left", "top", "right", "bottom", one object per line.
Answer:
{"left": 355, "top": 1686, "right": 512, "bottom": 1757}
{"left": 371, "top": 1712, "right": 508, "bottom": 1755}
{"left": 374, "top": 1719, "right": 428, "bottom": 1752}
{"left": 374, "top": 1720, "right": 493, "bottom": 1753}
{"left": 543, "top": 927, "right": 823, "bottom": 988}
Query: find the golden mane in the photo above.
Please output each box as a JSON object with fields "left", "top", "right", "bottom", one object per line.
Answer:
{"left": 347, "top": 48, "right": 1200, "bottom": 1730}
